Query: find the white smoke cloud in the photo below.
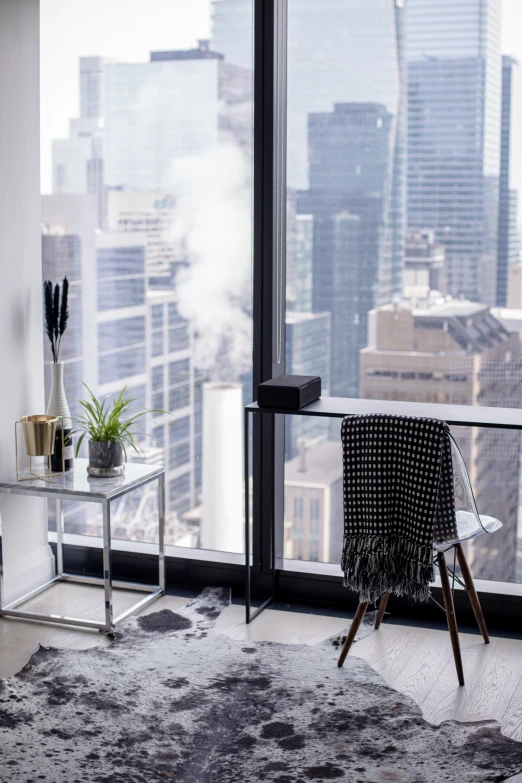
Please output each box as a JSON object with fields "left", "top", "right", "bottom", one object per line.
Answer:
{"left": 165, "top": 141, "right": 252, "bottom": 381}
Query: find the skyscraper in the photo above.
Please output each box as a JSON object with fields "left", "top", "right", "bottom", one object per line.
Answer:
{"left": 497, "top": 55, "right": 520, "bottom": 307}
{"left": 285, "top": 311, "right": 331, "bottom": 460}
{"left": 103, "top": 41, "right": 250, "bottom": 192}
{"left": 106, "top": 189, "right": 183, "bottom": 283}
{"left": 299, "top": 102, "right": 398, "bottom": 398}
{"left": 52, "top": 57, "right": 107, "bottom": 227}
{"left": 80, "top": 56, "right": 114, "bottom": 120}
{"left": 286, "top": 192, "right": 313, "bottom": 314}
{"left": 407, "top": 0, "right": 502, "bottom": 305}
{"left": 96, "top": 232, "right": 201, "bottom": 532}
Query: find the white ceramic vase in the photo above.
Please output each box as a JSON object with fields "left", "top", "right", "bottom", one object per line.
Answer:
{"left": 46, "top": 361, "right": 74, "bottom": 471}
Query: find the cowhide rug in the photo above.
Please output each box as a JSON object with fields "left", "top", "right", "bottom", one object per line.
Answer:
{"left": 1, "top": 587, "right": 521, "bottom": 782}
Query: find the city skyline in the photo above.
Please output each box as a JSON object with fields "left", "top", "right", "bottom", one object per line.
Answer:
{"left": 42, "top": 0, "right": 522, "bottom": 202}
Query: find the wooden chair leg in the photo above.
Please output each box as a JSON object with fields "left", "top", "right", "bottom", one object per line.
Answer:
{"left": 375, "top": 592, "right": 390, "bottom": 630}
{"left": 455, "top": 543, "right": 489, "bottom": 644}
{"left": 337, "top": 601, "right": 369, "bottom": 668}
{"left": 438, "top": 551, "right": 465, "bottom": 686}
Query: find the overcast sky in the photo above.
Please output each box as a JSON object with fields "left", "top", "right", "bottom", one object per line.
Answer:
{"left": 41, "top": 0, "right": 522, "bottom": 197}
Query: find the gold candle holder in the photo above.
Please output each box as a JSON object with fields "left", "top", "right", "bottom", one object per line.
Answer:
{"left": 15, "top": 415, "right": 65, "bottom": 483}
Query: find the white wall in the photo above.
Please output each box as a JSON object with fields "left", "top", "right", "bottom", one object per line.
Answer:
{"left": 0, "top": 0, "right": 54, "bottom": 603}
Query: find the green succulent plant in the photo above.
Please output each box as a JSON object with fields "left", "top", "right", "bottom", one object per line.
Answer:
{"left": 74, "top": 384, "right": 165, "bottom": 460}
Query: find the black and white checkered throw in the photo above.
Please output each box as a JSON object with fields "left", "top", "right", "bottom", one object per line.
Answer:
{"left": 340, "top": 414, "right": 458, "bottom": 603}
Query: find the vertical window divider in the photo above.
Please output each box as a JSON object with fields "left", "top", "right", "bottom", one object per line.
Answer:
{"left": 252, "top": 0, "right": 288, "bottom": 600}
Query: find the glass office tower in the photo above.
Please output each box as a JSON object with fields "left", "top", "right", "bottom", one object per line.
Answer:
{"left": 407, "top": 0, "right": 502, "bottom": 305}
{"left": 497, "top": 55, "right": 520, "bottom": 307}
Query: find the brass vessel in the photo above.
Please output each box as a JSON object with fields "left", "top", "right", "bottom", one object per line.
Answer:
{"left": 21, "top": 415, "right": 57, "bottom": 456}
{"left": 15, "top": 415, "right": 65, "bottom": 482}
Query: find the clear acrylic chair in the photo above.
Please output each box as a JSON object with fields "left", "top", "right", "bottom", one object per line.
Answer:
{"left": 337, "top": 434, "right": 502, "bottom": 686}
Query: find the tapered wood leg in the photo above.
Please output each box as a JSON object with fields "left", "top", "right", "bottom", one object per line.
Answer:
{"left": 375, "top": 592, "right": 390, "bottom": 630}
{"left": 455, "top": 543, "right": 489, "bottom": 644}
{"left": 337, "top": 601, "right": 369, "bottom": 668}
{"left": 438, "top": 551, "right": 465, "bottom": 686}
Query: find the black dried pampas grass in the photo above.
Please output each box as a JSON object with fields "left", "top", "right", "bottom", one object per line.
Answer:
{"left": 43, "top": 277, "right": 69, "bottom": 363}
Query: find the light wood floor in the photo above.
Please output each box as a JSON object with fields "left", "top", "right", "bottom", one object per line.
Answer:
{"left": 1, "top": 585, "right": 522, "bottom": 782}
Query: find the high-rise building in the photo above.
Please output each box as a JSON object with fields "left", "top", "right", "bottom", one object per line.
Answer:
{"left": 360, "top": 298, "right": 522, "bottom": 581}
{"left": 404, "top": 230, "right": 447, "bottom": 299}
{"left": 104, "top": 41, "right": 250, "bottom": 192}
{"left": 52, "top": 58, "right": 107, "bottom": 227}
{"left": 497, "top": 55, "right": 520, "bottom": 307}
{"left": 299, "top": 102, "right": 398, "bottom": 398}
{"left": 106, "top": 190, "right": 184, "bottom": 283}
{"left": 211, "top": 0, "right": 252, "bottom": 71}
{"left": 96, "top": 232, "right": 201, "bottom": 534}
{"left": 80, "top": 56, "right": 114, "bottom": 120}
{"left": 284, "top": 440, "right": 344, "bottom": 564}
{"left": 508, "top": 262, "right": 522, "bottom": 309}
{"left": 286, "top": 192, "right": 313, "bottom": 314}
{"left": 285, "top": 311, "right": 331, "bottom": 460}
{"left": 407, "top": 0, "right": 502, "bottom": 305}
{"left": 95, "top": 232, "right": 148, "bottom": 404}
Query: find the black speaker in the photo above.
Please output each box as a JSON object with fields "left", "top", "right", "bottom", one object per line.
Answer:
{"left": 257, "top": 375, "right": 321, "bottom": 410}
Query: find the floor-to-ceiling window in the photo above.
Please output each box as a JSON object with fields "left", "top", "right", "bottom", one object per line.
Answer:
{"left": 283, "top": 0, "right": 522, "bottom": 585}
{"left": 40, "top": 0, "right": 253, "bottom": 554}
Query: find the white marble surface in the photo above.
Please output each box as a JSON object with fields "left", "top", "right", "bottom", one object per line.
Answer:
{"left": 0, "top": 458, "right": 164, "bottom": 500}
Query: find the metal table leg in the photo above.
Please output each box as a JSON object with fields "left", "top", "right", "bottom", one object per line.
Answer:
{"left": 158, "top": 472, "right": 166, "bottom": 592}
{"left": 245, "top": 408, "right": 275, "bottom": 624}
{"left": 56, "top": 499, "right": 64, "bottom": 576}
{"left": 245, "top": 407, "right": 251, "bottom": 622}
{"left": 102, "top": 499, "right": 113, "bottom": 632}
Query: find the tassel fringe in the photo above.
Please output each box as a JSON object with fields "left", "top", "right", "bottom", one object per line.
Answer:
{"left": 340, "top": 534, "right": 434, "bottom": 603}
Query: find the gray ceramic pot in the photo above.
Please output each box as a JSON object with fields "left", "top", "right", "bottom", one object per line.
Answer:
{"left": 88, "top": 440, "right": 125, "bottom": 477}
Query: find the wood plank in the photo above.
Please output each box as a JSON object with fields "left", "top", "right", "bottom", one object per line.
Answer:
{"left": 458, "top": 638, "right": 522, "bottom": 723}
{"left": 0, "top": 591, "right": 188, "bottom": 678}
{"left": 215, "top": 603, "right": 350, "bottom": 646}
{"left": 354, "top": 624, "right": 428, "bottom": 686}
{"left": 501, "top": 672, "right": 522, "bottom": 741}
{"left": 389, "top": 631, "right": 455, "bottom": 705}
{"left": 421, "top": 635, "right": 498, "bottom": 725}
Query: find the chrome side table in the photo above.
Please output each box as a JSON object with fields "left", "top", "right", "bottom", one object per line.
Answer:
{"left": 0, "top": 458, "right": 165, "bottom": 633}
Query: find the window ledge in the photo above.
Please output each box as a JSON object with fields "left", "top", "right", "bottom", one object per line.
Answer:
{"left": 47, "top": 531, "right": 245, "bottom": 566}
{"left": 282, "top": 558, "right": 522, "bottom": 597}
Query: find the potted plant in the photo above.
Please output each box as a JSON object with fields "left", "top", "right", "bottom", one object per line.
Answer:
{"left": 74, "top": 385, "right": 162, "bottom": 477}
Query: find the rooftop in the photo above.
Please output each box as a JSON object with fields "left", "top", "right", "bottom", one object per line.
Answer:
{"left": 286, "top": 311, "right": 330, "bottom": 325}
{"left": 285, "top": 440, "right": 342, "bottom": 487}
{"left": 150, "top": 40, "right": 224, "bottom": 62}
{"left": 412, "top": 300, "right": 487, "bottom": 318}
